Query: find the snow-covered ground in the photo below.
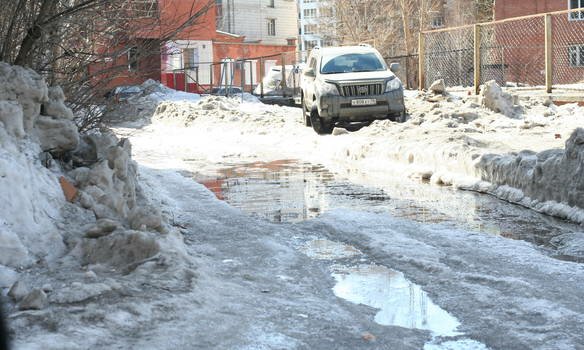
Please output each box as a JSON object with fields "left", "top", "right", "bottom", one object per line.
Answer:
{"left": 2, "top": 69, "right": 584, "bottom": 350}
{"left": 116, "top": 83, "right": 584, "bottom": 225}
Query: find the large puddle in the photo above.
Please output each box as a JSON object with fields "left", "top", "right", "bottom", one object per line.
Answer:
{"left": 187, "top": 158, "right": 580, "bottom": 250}
{"left": 332, "top": 264, "right": 462, "bottom": 335}
{"left": 303, "top": 239, "right": 488, "bottom": 349}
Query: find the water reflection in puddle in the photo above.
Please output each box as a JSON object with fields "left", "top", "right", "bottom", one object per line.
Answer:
{"left": 298, "top": 238, "right": 488, "bottom": 349}
{"left": 187, "top": 158, "right": 581, "bottom": 251}
{"left": 332, "top": 264, "right": 461, "bottom": 336}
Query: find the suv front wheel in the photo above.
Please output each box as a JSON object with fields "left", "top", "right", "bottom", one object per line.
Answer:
{"left": 310, "top": 105, "right": 334, "bottom": 135}
{"left": 301, "top": 94, "right": 312, "bottom": 127}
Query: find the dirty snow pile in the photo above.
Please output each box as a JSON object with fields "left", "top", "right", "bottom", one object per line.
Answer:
{"left": 103, "top": 79, "right": 201, "bottom": 124}
{"left": 0, "top": 63, "right": 196, "bottom": 347}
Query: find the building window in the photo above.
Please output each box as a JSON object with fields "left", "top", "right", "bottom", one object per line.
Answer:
{"left": 304, "top": 8, "right": 317, "bottom": 19}
{"left": 431, "top": 15, "right": 444, "bottom": 28}
{"left": 304, "top": 24, "right": 317, "bottom": 34}
{"left": 128, "top": 47, "right": 139, "bottom": 72}
{"left": 267, "top": 19, "right": 276, "bottom": 36}
{"left": 304, "top": 40, "right": 318, "bottom": 50}
{"left": 568, "top": 45, "right": 584, "bottom": 67}
{"left": 183, "top": 48, "right": 199, "bottom": 69}
{"left": 570, "top": 0, "right": 584, "bottom": 20}
{"left": 268, "top": 0, "right": 275, "bottom": 8}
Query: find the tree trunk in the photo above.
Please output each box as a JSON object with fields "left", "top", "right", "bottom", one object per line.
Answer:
{"left": 13, "top": 0, "right": 55, "bottom": 66}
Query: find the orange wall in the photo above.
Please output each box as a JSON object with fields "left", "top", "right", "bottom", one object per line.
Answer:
{"left": 158, "top": 0, "right": 217, "bottom": 40}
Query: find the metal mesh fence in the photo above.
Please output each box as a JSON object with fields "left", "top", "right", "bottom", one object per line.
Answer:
{"left": 480, "top": 17, "right": 545, "bottom": 87}
{"left": 383, "top": 55, "right": 420, "bottom": 90}
{"left": 551, "top": 11, "right": 584, "bottom": 89}
{"left": 421, "top": 8, "right": 584, "bottom": 92}
{"left": 424, "top": 27, "right": 474, "bottom": 89}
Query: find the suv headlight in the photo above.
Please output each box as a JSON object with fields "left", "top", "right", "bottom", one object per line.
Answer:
{"left": 385, "top": 78, "right": 402, "bottom": 92}
{"left": 320, "top": 81, "right": 340, "bottom": 96}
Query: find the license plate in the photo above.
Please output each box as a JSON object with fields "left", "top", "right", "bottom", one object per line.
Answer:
{"left": 351, "top": 99, "right": 377, "bottom": 106}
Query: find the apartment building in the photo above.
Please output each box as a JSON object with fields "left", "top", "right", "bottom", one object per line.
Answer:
{"left": 297, "top": 0, "right": 335, "bottom": 52}
{"left": 91, "top": 0, "right": 297, "bottom": 92}
{"left": 216, "top": 0, "right": 298, "bottom": 46}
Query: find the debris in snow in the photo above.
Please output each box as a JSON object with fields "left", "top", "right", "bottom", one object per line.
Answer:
{"left": 41, "top": 284, "right": 53, "bottom": 293}
{"left": 59, "top": 176, "right": 78, "bottom": 202}
{"left": 479, "top": 80, "right": 522, "bottom": 117}
{"left": 362, "top": 332, "right": 377, "bottom": 342}
{"left": 8, "top": 281, "right": 29, "bottom": 302}
{"left": 19, "top": 289, "right": 48, "bottom": 310}
{"left": 429, "top": 79, "right": 446, "bottom": 94}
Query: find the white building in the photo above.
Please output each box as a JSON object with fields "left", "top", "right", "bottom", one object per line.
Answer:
{"left": 297, "top": 0, "right": 336, "bottom": 52}
{"left": 216, "top": 0, "right": 298, "bottom": 46}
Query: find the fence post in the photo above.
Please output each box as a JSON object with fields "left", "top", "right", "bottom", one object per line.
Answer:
{"left": 195, "top": 67, "right": 199, "bottom": 93}
{"left": 209, "top": 64, "right": 214, "bottom": 93}
{"left": 418, "top": 32, "right": 425, "bottom": 91}
{"left": 281, "top": 53, "right": 287, "bottom": 97}
{"left": 473, "top": 24, "right": 482, "bottom": 95}
{"left": 545, "top": 14, "right": 553, "bottom": 94}
{"left": 260, "top": 57, "right": 264, "bottom": 98}
{"left": 240, "top": 60, "right": 245, "bottom": 102}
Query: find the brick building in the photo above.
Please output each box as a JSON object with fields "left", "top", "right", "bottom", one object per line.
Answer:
{"left": 91, "top": 0, "right": 298, "bottom": 93}
{"left": 490, "top": 0, "right": 584, "bottom": 85}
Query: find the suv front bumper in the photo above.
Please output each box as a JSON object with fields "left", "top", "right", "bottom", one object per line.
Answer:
{"left": 318, "top": 89, "right": 405, "bottom": 122}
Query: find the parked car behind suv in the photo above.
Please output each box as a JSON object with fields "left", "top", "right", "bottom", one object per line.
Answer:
{"left": 300, "top": 45, "right": 406, "bottom": 134}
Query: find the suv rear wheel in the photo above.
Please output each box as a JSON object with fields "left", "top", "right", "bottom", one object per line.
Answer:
{"left": 310, "top": 105, "right": 334, "bottom": 135}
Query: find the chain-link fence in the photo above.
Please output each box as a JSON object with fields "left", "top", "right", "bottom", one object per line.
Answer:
{"left": 421, "top": 8, "right": 584, "bottom": 93}
{"left": 383, "top": 54, "right": 420, "bottom": 90}
{"left": 163, "top": 50, "right": 306, "bottom": 98}
{"left": 551, "top": 10, "right": 584, "bottom": 88}
{"left": 424, "top": 27, "right": 474, "bottom": 88}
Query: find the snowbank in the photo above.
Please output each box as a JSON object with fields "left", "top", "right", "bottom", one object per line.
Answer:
{"left": 103, "top": 79, "right": 201, "bottom": 124}
{"left": 0, "top": 63, "right": 195, "bottom": 316}
{"left": 0, "top": 63, "right": 71, "bottom": 269}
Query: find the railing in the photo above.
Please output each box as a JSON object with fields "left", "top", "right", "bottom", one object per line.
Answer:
{"left": 419, "top": 8, "right": 584, "bottom": 94}
{"left": 163, "top": 50, "right": 305, "bottom": 98}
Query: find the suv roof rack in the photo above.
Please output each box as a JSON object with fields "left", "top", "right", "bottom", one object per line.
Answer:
{"left": 358, "top": 43, "right": 372, "bottom": 47}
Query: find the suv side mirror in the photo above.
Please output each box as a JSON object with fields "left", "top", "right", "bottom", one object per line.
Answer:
{"left": 390, "top": 62, "right": 400, "bottom": 73}
{"left": 304, "top": 67, "right": 316, "bottom": 78}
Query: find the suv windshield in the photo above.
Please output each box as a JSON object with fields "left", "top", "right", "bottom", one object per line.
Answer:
{"left": 320, "top": 52, "right": 386, "bottom": 74}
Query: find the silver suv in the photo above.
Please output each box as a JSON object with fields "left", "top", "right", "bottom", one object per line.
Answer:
{"left": 300, "top": 45, "right": 406, "bottom": 134}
